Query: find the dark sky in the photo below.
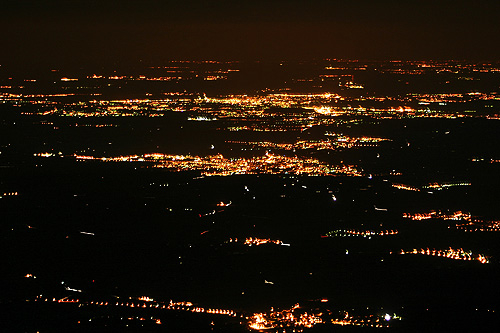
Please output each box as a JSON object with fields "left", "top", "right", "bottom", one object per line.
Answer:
{"left": 1, "top": 0, "right": 500, "bottom": 68}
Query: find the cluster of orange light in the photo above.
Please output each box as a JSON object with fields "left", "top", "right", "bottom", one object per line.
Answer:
{"left": 325, "top": 229, "right": 398, "bottom": 238}
{"left": 1, "top": 191, "right": 18, "bottom": 198}
{"left": 422, "top": 182, "right": 471, "bottom": 190}
{"left": 34, "top": 297, "right": 79, "bottom": 303}
{"left": 248, "top": 303, "right": 322, "bottom": 331}
{"left": 33, "top": 295, "right": 234, "bottom": 316}
{"left": 58, "top": 299, "right": 79, "bottom": 303}
{"left": 332, "top": 312, "right": 393, "bottom": 328}
{"left": 204, "top": 75, "right": 227, "bottom": 81}
{"left": 402, "top": 211, "right": 500, "bottom": 233}
{"left": 138, "top": 296, "right": 154, "bottom": 302}
{"left": 73, "top": 152, "right": 362, "bottom": 177}
{"left": 399, "top": 248, "right": 489, "bottom": 264}
{"left": 402, "top": 210, "right": 471, "bottom": 221}
{"left": 31, "top": 294, "right": 404, "bottom": 331}
{"left": 212, "top": 92, "right": 341, "bottom": 111}
{"left": 34, "top": 152, "right": 59, "bottom": 157}
{"left": 455, "top": 220, "right": 500, "bottom": 232}
{"left": 3, "top": 90, "right": 439, "bottom": 121}
{"left": 49, "top": 298, "right": 239, "bottom": 318}
{"left": 243, "top": 237, "right": 283, "bottom": 246}
{"left": 226, "top": 136, "right": 389, "bottom": 151}
{"left": 392, "top": 183, "right": 420, "bottom": 191}
{"left": 226, "top": 237, "right": 284, "bottom": 246}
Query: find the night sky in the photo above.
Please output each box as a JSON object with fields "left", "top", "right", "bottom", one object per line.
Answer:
{"left": 1, "top": 0, "right": 500, "bottom": 68}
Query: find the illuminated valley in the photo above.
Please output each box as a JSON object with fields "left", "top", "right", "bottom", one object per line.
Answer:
{"left": 2, "top": 59, "right": 500, "bottom": 332}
